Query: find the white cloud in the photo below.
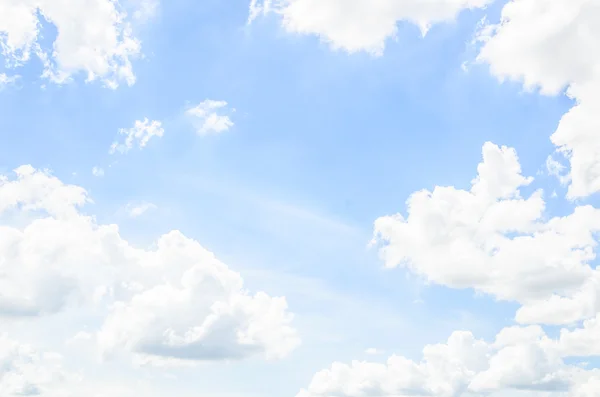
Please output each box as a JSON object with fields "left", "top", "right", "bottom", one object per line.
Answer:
{"left": 92, "top": 166, "right": 105, "bottom": 177}
{"left": 0, "top": 0, "right": 144, "bottom": 88}
{"left": 110, "top": 118, "right": 164, "bottom": 154}
{"left": 0, "top": 73, "right": 18, "bottom": 87}
{"left": 297, "top": 325, "right": 600, "bottom": 397}
{"left": 249, "top": 0, "right": 493, "bottom": 55}
{"left": 0, "top": 165, "right": 88, "bottom": 219}
{"left": 98, "top": 245, "right": 300, "bottom": 363}
{"left": 476, "top": 0, "right": 600, "bottom": 199}
{"left": 0, "top": 165, "right": 299, "bottom": 364}
{"left": 126, "top": 201, "right": 157, "bottom": 218}
{"left": 0, "top": 334, "right": 73, "bottom": 396}
{"left": 186, "top": 100, "right": 234, "bottom": 135}
{"left": 0, "top": 334, "right": 196, "bottom": 397}
{"left": 372, "top": 142, "right": 600, "bottom": 325}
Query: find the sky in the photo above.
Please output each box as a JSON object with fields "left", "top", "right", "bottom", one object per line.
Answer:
{"left": 1, "top": 0, "right": 600, "bottom": 396}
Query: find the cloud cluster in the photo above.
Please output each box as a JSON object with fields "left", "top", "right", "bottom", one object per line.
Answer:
{"left": 476, "top": 0, "right": 600, "bottom": 199}
{"left": 0, "top": 0, "right": 144, "bottom": 88}
{"left": 4, "top": 1, "right": 600, "bottom": 396}
{"left": 0, "top": 165, "right": 299, "bottom": 376}
{"left": 298, "top": 324, "right": 600, "bottom": 397}
{"left": 0, "top": 335, "right": 71, "bottom": 396}
{"left": 301, "top": 141, "right": 600, "bottom": 396}
{"left": 249, "top": 0, "right": 492, "bottom": 55}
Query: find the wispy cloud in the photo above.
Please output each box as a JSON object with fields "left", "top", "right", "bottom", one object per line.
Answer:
{"left": 92, "top": 166, "right": 105, "bottom": 177}
{"left": 126, "top": 202, "right": 157, "bottom": 218}
{"left": 0, "top": 73, "right": 19, "bottom": 87}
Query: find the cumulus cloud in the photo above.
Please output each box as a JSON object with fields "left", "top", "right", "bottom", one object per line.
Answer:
{"left": 372, "top": 142, "right": 600, "bottom": 325}
{"left": 297, "top": 325, "right": 600, "bottom": 397}
{"left": 185, "top": 100, "right": 234, "bottom": 135}
{"left": 0, "top": 0, "right": 145, "bottom": 88}
{"left": 0, "top": 165, "right": 299, "bottom": 364}
{"left": 476, "top": 0, "right": 600, "bottom": 199}
{"left": 249, "top": 0, "right": 493, "bottom": 55}
{"left": 110, "top": 118, "right": 164, "bottom": 154}
{"left": 300, "top": 138, "right": 600, "bottom": 396}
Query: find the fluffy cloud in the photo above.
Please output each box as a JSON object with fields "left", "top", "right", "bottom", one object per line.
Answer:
{"left": 558, "top": 313, "right": 600, "bottom": 358}
{"left": 0, "top": 0, "right": 144, "bottom": 88}
{"left": 476, "top": 0, "right": 600, "bottom": 199}
{"left": 297, "top": 325, "right": 600, "bottom": 397}
{"left": 185, "top": 100, "right": 234, "bottom": 135}
{"left": 302, "top": 140, "right": 600, "bottom": 396}
{"left": 372, "top": 142, "right": 600, "bottom": 325}
{"left": 0, "top": 165, "right": 299, "bottom": 364}
{"left": 110, "top": 118, "right": 164, "bottom": 154}
{"left": 0, "top": 335, "right": 71, "bottom": 396}
{"left": 97, "top": 230, "right": 300, "bottom": 363}
{"left": 249, "top": 0, "right": 493, "bottom": 55}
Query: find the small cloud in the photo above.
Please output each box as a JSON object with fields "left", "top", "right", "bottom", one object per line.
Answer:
{"left": 110, "top": 118, "right": 164, "bottom": 154}
{"left": 365, "top": 348, "right": 384, "bottom": 355}
{"left": 127, "top": 202, "right": 157, "bottom": 218}
{"left": 92, "top": 167, "right": 105, "bottom": 177}
{"left": 0, "top": 73, "right": 19, "bottom": 88}
{"left": 186, "top": 100, "right": 234, "bottom": 135}
{"left": 546, "top": 155, "right": 570, "bottom": 186}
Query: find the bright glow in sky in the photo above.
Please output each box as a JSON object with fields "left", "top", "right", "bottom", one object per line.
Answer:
{"left": 2, "top": 0, "right": 600, "bottom": 396}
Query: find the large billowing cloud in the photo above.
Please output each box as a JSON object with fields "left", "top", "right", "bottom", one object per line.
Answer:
{"left": 97, "top": 230, "right": 299, "bottom": 364}
{"left": 0, "top": 166, "right": 299, "bottom": 365}
{"left": 476, "top": 0, "right": 600, "bottom": 199}
{"left": 248, "top": 0, "right": 493, "bottom": 55}
{"left": 373, "top": 142, "right": 600, "bottom": 325}
{"left": 297, "top": 324, "right": 600, "bottom": 397}
{"left": 0, "top": 0, "right": 146, "bottom": 87}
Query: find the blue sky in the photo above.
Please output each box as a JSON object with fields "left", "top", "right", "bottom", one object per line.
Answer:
{"left": 2, "top": 0, "right": 600, "bottom": 396}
